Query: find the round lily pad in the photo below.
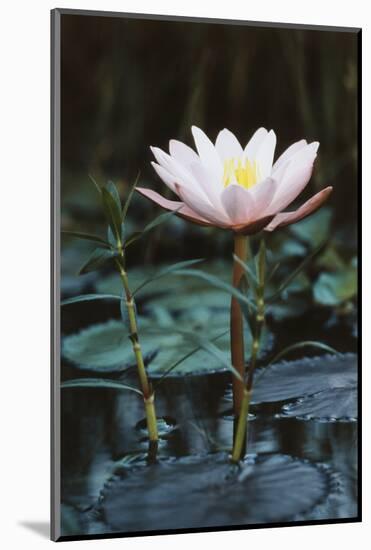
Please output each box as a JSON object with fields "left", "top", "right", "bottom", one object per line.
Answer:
{"left": 62, "top": 320, "right": 144, "bottom": 372}
{"left": 277, "top": 387, "right": 357, "bottom": 422}
{"left": 251, "top": 353, "right": 357, "bottom": 405}
{"left": 62, "top": 312, "right": 274, "bottom": 377}
{"left": 101, "top": 453, "right": 331, "bottom": 531}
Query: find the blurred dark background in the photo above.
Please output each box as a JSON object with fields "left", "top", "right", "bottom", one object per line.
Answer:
{"left": 60, "top": 13, "right": 358, "bottom": 331}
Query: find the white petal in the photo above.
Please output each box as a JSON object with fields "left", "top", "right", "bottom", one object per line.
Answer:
{"left": 221, "top": 184, "right": 256, "bottom": 225}
{"left": 254, "top": 130, "right": 277, "bottom": 180}
{"left": 151, "top": 162, "right": 178, "bottom": 193}
{"left": 215, "top": 128, "right": 243, "bottom": 160}
{"left": 244, "top": 127, "right": 268, "bottom": 160}
{"left": 273, "top": 139, "right": 307, "bottom": 173}
{"left": 169, "top": 139, "right": 199, "bottom": 167}
{"left": 267, "top": 142, "right": 319, "bottom": 213}
{"left": 189, "top": 161, "right": 224, "bottom": 209}
{"left": 191, "top": 126, "right": 223, "bottom": 183}
{"left": 250, "top": 177, "right": 278, "bottom": 216}
{"left": 150, "top": 146, "right": 209, "bottom": 201}
{"left": 176, "top": 183, "right": 231, "bottom": 226}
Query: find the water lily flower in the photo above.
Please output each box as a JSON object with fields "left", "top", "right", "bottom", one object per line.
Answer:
{"left": 137, "top": 126, "right": 332, "bottom": 234}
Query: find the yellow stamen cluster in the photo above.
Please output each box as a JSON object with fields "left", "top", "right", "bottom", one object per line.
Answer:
{"left": 223, "top": 158, "right": 261, "bottom": 189}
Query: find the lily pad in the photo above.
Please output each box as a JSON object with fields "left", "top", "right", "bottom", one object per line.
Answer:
{"left": 314, "top": 268, "right": 357, "bottom": 306}
{"left": 62, "top": 320, "right": 145, "bottom": 372}
{"left": 251, "top": 353, "right": 357, "bottom": 405}
{"left": 277, "top": 387, "right": 357, "bottom": 422}
{"left": 101, "top": 453, "right": 332, "bottom": 531}
{"left": 62, "top": 311, "right": 273, "bottom": 377}
{"left": 289, "top": 207, "right": 332, "bottom": 248}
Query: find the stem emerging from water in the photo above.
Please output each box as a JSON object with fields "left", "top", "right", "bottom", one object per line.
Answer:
{"left": 116, "top": 254, "right": 159, "bottom": 443}
{"left": 230, "top": 234, "right": 248, "bottom": 417}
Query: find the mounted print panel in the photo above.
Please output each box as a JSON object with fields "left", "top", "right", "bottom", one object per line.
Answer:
{"left": 51, "top": 8, "right": 361, "bottom": 542}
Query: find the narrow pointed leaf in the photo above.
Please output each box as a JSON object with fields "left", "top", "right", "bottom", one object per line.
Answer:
{"left": 233, "top": 254, "right": 258, "bottom": 289}
{"left": 61, "top": 293, "right": 122, "bottom": 306}
{"left": 101, "top": 187, "right": 123, "bottom": 242}
{"left": 61, "top": 230, "right": 110, "bottom": 248}
{"left": 176, "top": 329, "right": 243, "bottom": 382}
{"left": 266, "top": 242, "right": 326, "bottom": 303}
{"left": 61, "top": 378, "right": 142, "bottom": 396}
{"left": 153, "top": 330, "right": 229, "bottom": 387}
{"left": 106, "top": 181, "right": 122, "bottom": 214}
{"left": 124, "top": 208, "right": 180, "bottom": 248}
{"left": 173, "top": 269, "right": 256, "bottom": 310}
{"left": 78, "top": 247, "right": 116, "bottom": 275}
{"left": 133, "top": 259, "right": 204, "bottom": 296}
{"left": 88, "top": 174, "right": 101, "bottom": 194}
{"left": 122, "top": 173, "right": 140, "bottom": 221}
{"left": 267, "top": 340, "right": 339, "bottom": 367}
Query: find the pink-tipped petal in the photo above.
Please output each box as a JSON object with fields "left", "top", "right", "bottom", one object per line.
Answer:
{"left": 136, "top": 187, "right": 213, "bottom": 227}
{"left": 233, "top": 215, "right": 275, "bottom": 235}
{"left": 244, "top": 127, "right": 268, "bottom": 160}
{"left": 215, "top": 128, "right": 243, "bottom": 161}
{"left": 175, "top": 183, "right": 231, "bottom": 227}
{"left": 268, "top": 142, "right": 319, "bottom": 213}
{"left": 264, "top": 186, "right": 333, "bottom": 231}
{"left": 151, "top": 162, "right": 178, "bottom": 194}
{"left": 150, "top": 146, "right": 209, "bottom": 202}
{"left": 220, "top": 184, "right": 256, "bottom": 225}
{"left": 169, "top": 139, "right": 199, "bottom": 167}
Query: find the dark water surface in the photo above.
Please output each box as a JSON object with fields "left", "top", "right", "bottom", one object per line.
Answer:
{"left": 61, "top": 359, "right": 358, "bottom": 536}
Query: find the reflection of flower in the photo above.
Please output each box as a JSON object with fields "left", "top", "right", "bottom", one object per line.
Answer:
{"left": 137, "top": 126, "right": 332, "bottom": 234}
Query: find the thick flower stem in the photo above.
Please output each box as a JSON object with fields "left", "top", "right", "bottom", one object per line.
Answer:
{"left": 230, "top": 234, "right": 248, "bottom": 417}
{"left": 231, "top": 289, "right": 265, "bottom": 463}
{"left": 116, "top": 258, "right": 158, "bottom": 443}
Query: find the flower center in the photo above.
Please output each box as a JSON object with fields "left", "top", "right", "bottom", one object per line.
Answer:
{"left": 223, "top": 158, "right": 261, "bottom": 189}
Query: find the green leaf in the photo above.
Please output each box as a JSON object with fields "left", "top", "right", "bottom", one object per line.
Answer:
{"left": 133, "top": 259, "right": 204, "bottom": 296}
{"left": 106, "top": 181, "right": 122, "bottom": 213}
{"left": 153, "top": 330, "right": 229, "bottom": 387}
{"left": 172, "top": 269, "right": 256, "bottom": 310}
{"left": 176, "top": 329, "right": 243, "bottom": 382}
{"left": 313, "top": 269, "right": 357, "bottom": 306}
{"left": 88, "top": 174, "right": 101, "bottom": 194}
{"left": 267, "top": 341, "right": 339, "bottom": 367}
{"left": 266, "top": 242, "right": 325, "bottom": 303}
{"left": 122, "top": 173, "right": 140, "bottom": 222}
{"left": 61, "top": 293, "right": 122, "bottom": 306}
{"left": 61, "top": 378, "right": 142, "bottom": 395}
{"left": 290, "top": 207, "right": 332, "bottom": 247}
{"left": 232, "top": 254, "right": 258, "bottom": 289}
{"left": 101, "top": 187, "right": 123, "bottom": 243}
{"left": 62, "top": 320, "right": 134, "bottom": 372}
{"left": 61, "top": 230, "right": 110, "bottom": 248}
{"left": 78, "top": 247, "right": 116, "bottom": 275}
{"left": 256, "top": 239, "right": 266, "bottom": 289}
{"left": 124, "top": 209, "right": 180, "bottom": 248}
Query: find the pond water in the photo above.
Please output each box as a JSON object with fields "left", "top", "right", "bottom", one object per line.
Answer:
{"left": 60, "top": 347, "right": 358, "bottom": 536}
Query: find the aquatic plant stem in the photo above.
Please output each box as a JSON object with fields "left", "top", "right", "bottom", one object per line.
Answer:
{"left": 231, "top": 388, "right": 251, "bottom": 463}
{"left": 230, "top": 234, "right": 248, "bottom": 417}
{"left": 231, "top": 281, "right": 265, "bottom": 463}
{"left": 116, "top": 256, "right": 159, "bottom": 443}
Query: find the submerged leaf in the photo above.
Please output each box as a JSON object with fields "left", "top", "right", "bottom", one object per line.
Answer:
{"left": 251, "top": 353, "right": 357, "bottom": 405}
{"left": 278, "top": 387, "right": 357, "bottom": 422}
{"left": 314, "top": 269, "right": 357, "bottom": 306}
{"left": 102, "top": 453, "right": 331, "bottom": 531}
